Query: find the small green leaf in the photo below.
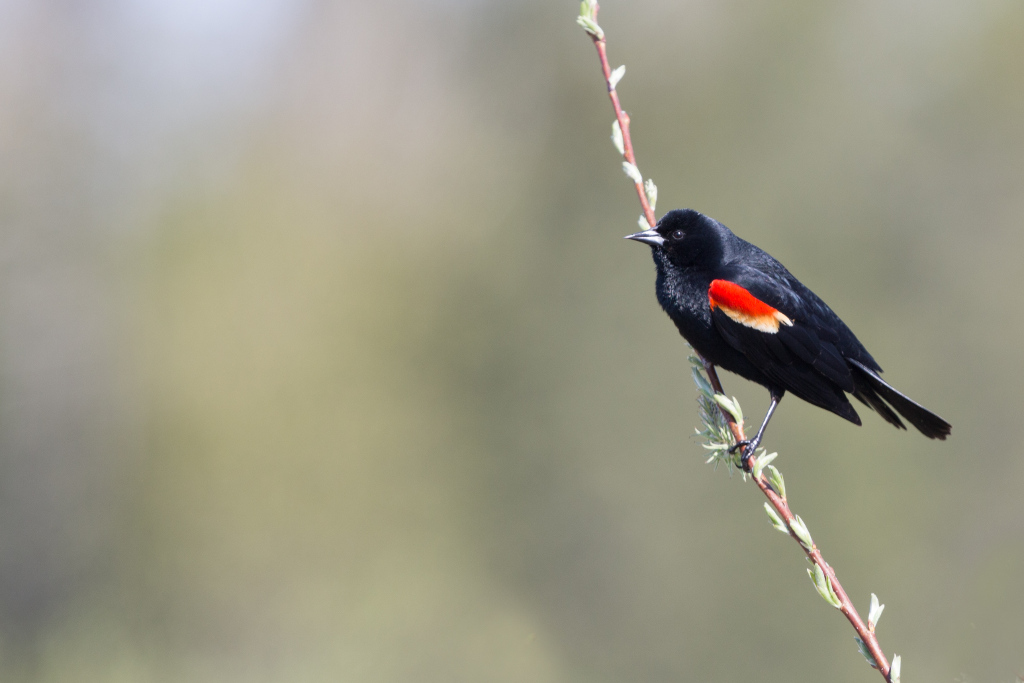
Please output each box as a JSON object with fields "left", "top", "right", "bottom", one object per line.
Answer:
{"left": 766, "top": 464, "right": 786, "bottom": 500}
{"left": 622, "top": 161, "right": 642, "bottom": 184}
{"left": 890, "top": 654, "right": 901, "bottom": 682}
{"left": 729, "top": 396, "right": 743, "bottom": 423}
{"left": 576, "top": 15, "right": 604, "bottom": 39}
{"left": 611, "top": 120, "right": 624, "bottom": 155}
{"left": 808, "top": 564, "right": 842, "bottom": 609}
{"left": 808, "top": 567, "right": 823, "bottom": 595}
{"left": 789, "top": 515, "right": 813, "bottom": 549}
{"left": 751, "top": 451, "right": 777, "bottom": 480}
{"left": 609, "top": 64, "right": 626, "bottom": 90}
{"left": 764, "top": 503, "right": 788, "bottom": 533}
{"left": 712, "top": 394, "right": 741, "bottom": 422}
{"left": 691, "top": 367, "right": 714, "bottom": 396}
{"left": 644, "top": 178, "right": 657, "bottom": 211}
{"left": 854, "top": 637, "right": 878, "bottom": 668}
{"left": 868, "top": 593, "right": 885, "bottom": 630}
{"left": 825, "top": 571, "right": 841, "bottom": 607}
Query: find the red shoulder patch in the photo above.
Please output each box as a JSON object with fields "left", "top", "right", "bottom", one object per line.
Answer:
{"left": 708, "top": 279, "right": 793, "bottom": 333}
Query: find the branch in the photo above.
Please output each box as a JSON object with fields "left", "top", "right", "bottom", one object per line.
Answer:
{"left": 697, "top": 357, "right": 897, "bottom": 682}
{"left": 577, "top": 1, "right": 658, "bottom": 230}
{"left": 577, "top": 4, "right": 902, "bottom": 681}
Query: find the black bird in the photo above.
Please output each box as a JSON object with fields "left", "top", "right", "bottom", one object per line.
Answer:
{"left": 627, "top": 209, "right": 950, "bottom": 467}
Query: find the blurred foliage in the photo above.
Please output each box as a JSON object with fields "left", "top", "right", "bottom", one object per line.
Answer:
{"left": 1, "top": 1, "right": 1023, "bottom": 681}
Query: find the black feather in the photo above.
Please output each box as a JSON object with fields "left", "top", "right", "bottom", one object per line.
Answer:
{"left": 848, "top": 359, "right": 951, "bottom": 439}
{"left": 631, "top": 208, "right": 951, "bottom": 445}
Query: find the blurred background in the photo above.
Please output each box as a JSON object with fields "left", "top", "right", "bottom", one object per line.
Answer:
{"left": 0, "top": 0, "right": 1022, "bottom": 681}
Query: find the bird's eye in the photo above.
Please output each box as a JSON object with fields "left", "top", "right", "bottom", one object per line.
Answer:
{"left": 671, "top": 229, "right": 685, "bottom": 241}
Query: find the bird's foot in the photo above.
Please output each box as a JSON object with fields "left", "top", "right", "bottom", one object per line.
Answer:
{"left": 728, "top": 440, "right": 749, "bottom": 454}
{"left": 729, "top": 439, "right": 761, "bottom": 473}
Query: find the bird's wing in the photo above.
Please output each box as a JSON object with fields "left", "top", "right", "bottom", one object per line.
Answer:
{"left": 708, "top": 268, "right": 858, "bottom": 409}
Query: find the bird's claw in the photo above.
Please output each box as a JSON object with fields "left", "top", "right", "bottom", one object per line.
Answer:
{"left": 740, "top": 447, "right": 755, "bottom": 473}
{"left": 729, "top": 439, "right": 759, "bottom": 472}
{"left": 728, "top": 440, "right": 750, "bottom": 454}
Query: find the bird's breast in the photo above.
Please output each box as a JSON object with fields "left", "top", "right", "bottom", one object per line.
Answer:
{"left": 653, "top": 259, "right": 716, "bottom": 346}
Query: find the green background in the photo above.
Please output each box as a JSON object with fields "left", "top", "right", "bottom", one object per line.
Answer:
{"left": 1, "top": 1, "right": 1022, "bottom": 681}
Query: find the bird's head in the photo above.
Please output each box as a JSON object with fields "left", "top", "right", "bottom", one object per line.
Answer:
{"left": 625, "top": 208, "right": 726, "bottom": 269}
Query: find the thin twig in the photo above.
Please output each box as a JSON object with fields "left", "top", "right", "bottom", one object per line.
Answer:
{"left": 703, "top": 358, "right": 893, "bottom": 682}
{"left": 580, "top": 5, "right": 896, "bottom": 681}
{"left": 582, "top": 2, "right": 657, "bottom": 228}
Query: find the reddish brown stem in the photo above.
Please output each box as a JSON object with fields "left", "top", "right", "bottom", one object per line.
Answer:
{"left": 584, "top": 5, "right": 658, "bottom": 228}
{"left": 702, "top": 357, "right": 893, "bottom": 682}
{"left": 583, "top": 8, "right": 895, "bottom": 680}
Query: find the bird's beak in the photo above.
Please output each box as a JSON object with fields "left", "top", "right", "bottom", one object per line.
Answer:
{"left": 624, "top": 229, "right": 665, "bottom": 247}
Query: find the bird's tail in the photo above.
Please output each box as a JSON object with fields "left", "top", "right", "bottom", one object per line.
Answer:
{"left": 848, "top": 359, "right": 951, "bottom": 440}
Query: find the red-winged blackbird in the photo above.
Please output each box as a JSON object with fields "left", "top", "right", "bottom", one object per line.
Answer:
{"left": 627, "top": 209, "right": 951, "bottom": 465}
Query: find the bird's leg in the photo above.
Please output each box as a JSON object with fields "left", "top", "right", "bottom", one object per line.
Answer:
{"left": 729, "top": 392, "right": 783, "bottom": 472}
